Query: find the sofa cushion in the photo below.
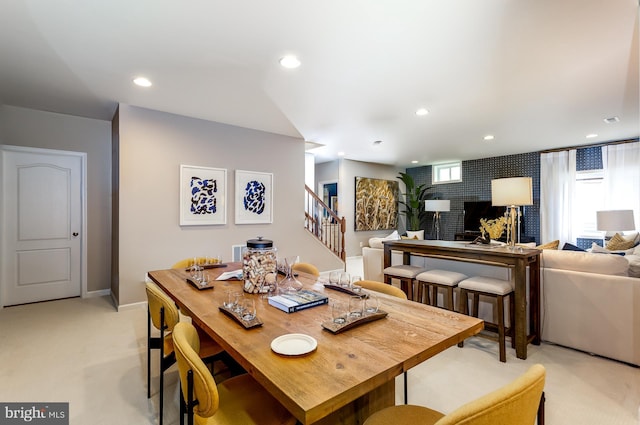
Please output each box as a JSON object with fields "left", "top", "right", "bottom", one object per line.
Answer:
{"left": 368, "top": 230, "right": 400, "bottom": 249}
{"left": 562, "top": 243, "right": 585, "bottom": 251}
{"left": 542, "top": 249, "right": 629, "bottom": 276}
{"left": 606, "top": 233, "right": 637, "bottom": 250}
{"left": 536, "top": 240, "right": 559, "bottom": 250}
{"left": 590, "top": 242, "right": 635, "bottom": 256}
{"left": 626, "top": 255, "right": 640, "bottom": 278}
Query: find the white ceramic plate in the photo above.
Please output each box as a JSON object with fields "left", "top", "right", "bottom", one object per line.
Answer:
{"left": 271, "top": 333, "right": 317, "bottom": 356}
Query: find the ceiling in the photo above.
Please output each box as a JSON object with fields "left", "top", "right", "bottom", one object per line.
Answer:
{"left": 0, "top": 1, "right": 638, "bottom": 167}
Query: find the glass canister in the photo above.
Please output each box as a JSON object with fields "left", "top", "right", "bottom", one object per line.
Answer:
{"left": 242, "top": 237, "right": 278, "bottom": 294}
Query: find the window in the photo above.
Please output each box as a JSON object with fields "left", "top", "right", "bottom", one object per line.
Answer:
{"left": 573, "top": 169, "right": 605, "bottom": 238}
{"left": 432, "top": 162, "right": 461, "bottom": 184}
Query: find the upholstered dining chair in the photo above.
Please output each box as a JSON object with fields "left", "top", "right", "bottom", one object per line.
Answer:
{"left": 145, "top": 282, "right": 225, "bottom": 425}
{"left": 292, "top": 262, "right": 320, "bottom": 276}
{"left": 363, "top": 363, "right": 546, "bottom": 425}
{"left": 358, "top": 279, "right": 410, "bottom": 405}
{"left": 358, "top": 279, "right": 408, "bottom": 300}
{"left": 173, "top": 322, "right": 297, "bottom": 425}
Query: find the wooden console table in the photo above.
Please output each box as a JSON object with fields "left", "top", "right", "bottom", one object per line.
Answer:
{"left": 383, "top": 239, "right": 541, "bottom": 360}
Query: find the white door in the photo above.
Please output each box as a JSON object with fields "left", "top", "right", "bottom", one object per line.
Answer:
{"left": 1, "top": 146, "right": 84, "bottom": 307}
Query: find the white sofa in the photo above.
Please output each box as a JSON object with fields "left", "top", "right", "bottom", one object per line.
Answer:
{"left": 540, "top": 249, "right": 640, "bottom": 366}
{"left": 362, "top": 242, "right": 640, "bottom": 366}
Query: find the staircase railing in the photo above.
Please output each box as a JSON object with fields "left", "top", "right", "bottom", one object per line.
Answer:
{"left": 304, "top": 184, "right": 346, "bottom": 261}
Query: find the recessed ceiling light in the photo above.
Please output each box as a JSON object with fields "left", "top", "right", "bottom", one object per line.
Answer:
{"left": 133, "top": 77, "right": 152, "bottom": 87}
{"left": 415, "top": 108, "right": 429, "bottom": 116}
{"left": 279, "top": 55, "right": 301, "bottom": 69}
{"left": 337, "top": 151, "right": 345, "bottom": 157}
{"left": 411, "top": 160, "right": 419, "bottom": 164}
{"left": 603, "top": 117, "right": 620, "bottom": 124}
{"left": 483, "top": 135, "right": 494, "bottom": 141}
{"left": 586, "top": 133, "right": 598, "bottom": 139}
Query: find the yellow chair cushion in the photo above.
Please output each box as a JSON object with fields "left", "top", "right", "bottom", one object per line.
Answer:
{"left": 292, "top": 262, "right": 320, "bottom": 277}
{"left": 358, "top": 280, "right": 407, "bottom": 300}
{"left": 364, "top": 405, "right": 444, "bottom": 425}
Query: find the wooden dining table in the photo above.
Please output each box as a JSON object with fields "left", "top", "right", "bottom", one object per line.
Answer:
{"left": 148, "top": 263, "right": 483, "bottom": 425}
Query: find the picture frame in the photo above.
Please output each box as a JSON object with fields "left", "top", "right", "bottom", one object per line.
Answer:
{"left": 180, "top": 165, "right": 227, "bottom": 226}
{"left": 354, "top": 176, "right": 399, "bottom": 231}
{"left": 235, "top": 170, "right": 273, "bottom": 224}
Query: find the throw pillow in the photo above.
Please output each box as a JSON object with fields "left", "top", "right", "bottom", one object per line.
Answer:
{"left": 401, "top": 235, "right": 419, "bottom": 240}
{"left": 562, "top": 243, "right": 585, "bottom": 251}
{"left": 606, "top": 233, "right": 636, "bottom": 251}
{"left": 591, "top": 242, "right": 634, "bottom": 256}
{"left": 536, "top": 240, "right": 559, "bottom": 250}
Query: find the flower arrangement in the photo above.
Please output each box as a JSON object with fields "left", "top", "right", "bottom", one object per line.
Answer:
{"left": 479, "top": 216, "right": 507, "bottom": 240}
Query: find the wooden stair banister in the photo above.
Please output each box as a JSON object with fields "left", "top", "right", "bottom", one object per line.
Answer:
{"left": 305, "top": 184, "right": 346, "bottom": 261}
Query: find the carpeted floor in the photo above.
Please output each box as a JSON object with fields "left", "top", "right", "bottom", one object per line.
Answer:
{"left": 0, "top": 293, "right": 638, "bottom": 424}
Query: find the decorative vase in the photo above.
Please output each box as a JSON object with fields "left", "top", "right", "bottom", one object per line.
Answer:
{"left": 406, "top": 230, "right": 425, "bottom": 240}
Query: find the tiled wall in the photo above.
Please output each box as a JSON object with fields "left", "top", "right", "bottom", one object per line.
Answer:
{"left": 407, "top": 152, "right": 541, "bottom": 243}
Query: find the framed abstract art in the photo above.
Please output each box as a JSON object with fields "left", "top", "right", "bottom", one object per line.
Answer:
{"left": 354, "top": 176, "right": 399, "bottom": 231}
{"left": 235, "top": 170, "right": 273, "bottom": 224}
{"left": 179, "top": 165, "right": 227, "bottom": 225}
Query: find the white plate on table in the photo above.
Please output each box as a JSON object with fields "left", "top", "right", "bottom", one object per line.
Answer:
{"left": 271, "top": 333, "right": 317, "bottom": 356}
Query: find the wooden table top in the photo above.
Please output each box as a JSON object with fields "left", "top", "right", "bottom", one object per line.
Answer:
{"left": 148, "top": 264, "right": 483, "bottom": 424}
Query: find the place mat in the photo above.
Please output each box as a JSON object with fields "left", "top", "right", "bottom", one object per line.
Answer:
{"left": 218, "top": 305, "right": 263, "bottom": 329}
{"left": 321, "top": 310, "right": 388, "bottom": 334}
{"left": 323, "top": 284, "right": 368, "bottom": 298}
{"left": 186, "top": 278, "right": 214, "bottom": 290}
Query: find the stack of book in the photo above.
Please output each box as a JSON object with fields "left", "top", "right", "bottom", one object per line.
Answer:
{"left": 268, "top": 290, "right": 328, "bottom": 313}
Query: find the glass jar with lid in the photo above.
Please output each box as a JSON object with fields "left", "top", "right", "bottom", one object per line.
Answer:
{"left": 242, "top": 237, "right": 278, "bottom": 294}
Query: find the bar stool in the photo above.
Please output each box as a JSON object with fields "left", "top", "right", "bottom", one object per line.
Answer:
{"left": 415, "top": 270, "right": 467, "bottom": 310}
{"left": 458, "top": 276, "right": 514, "bottom": 362}
{"left": 383, "top": 265, "right": 425, "bottom": 300}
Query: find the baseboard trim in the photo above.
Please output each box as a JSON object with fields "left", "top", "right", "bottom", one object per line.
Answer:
{"left": 117, "top": 300, "right": 147, "bottom": 312}
{"left": 85, "top": 289, "right": 111, "bottom": 298}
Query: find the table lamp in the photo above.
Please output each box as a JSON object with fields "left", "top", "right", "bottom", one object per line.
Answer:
{"left": 596, "top": 210, "right": 635, "bottom": 242}
{"left": 425, "top": 199, "right": 450, "bottom": 240}
{"left": 491, "top": 177, "right": 533, "bottom": 248}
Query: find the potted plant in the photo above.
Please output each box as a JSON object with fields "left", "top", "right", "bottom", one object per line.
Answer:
{"left": 397, "top": 172, "right": 431, "bottom": 238}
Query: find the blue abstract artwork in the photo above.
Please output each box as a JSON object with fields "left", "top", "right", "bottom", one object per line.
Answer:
{"left": 190, "top": 177, "right": 217, "bottom": 214}
{"left": 243, "top": 180, "right": 265, "bottom": 215}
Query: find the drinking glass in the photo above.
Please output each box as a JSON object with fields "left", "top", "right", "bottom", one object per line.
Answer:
{"left": 329, "top": 271, "right": 340, "bottom": 286}
{"left": 364, "top": 292, "right": 380, "bottom": 314}
{"left": 339, "top": 272, "right": 351, "bottom": 288}
{"left": 351, "top": 275, "right": 362, "bottom": 285}
{"left": 241, "top": 298, "right": 256, "bottom": 322}
{"left": 223, "top": 290, "right": 236, "bottom": 309}
{"left": 197, "top": 269, "right": 209, "bottom": 287}
{"left": 232, "top": 292, "right": 245, "bottom": 314}
{"left": 348, "top": 295, "right": 364, "bottom": 319}
{"left": 331, "top": 299, "right": 347, "bottom": 324}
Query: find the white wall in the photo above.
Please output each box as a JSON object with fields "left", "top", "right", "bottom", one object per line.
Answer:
{"left": 115, "top": 105, "right": 343, "bottom": 306}
{"left": 0, "top": 105, "right": 112, "bottom": 293}
{"left": 339, "top": 159, "right": 403, "bottom": 256}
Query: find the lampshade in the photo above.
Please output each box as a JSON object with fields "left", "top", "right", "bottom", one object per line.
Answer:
{"left": 425, "top": 199, "right": 450, "bottom": 212}
{"left": 596, "top": 210, "right": 635, "bottom": 231}
{"left": 491, "top": 177, "right": 533, "bottom": 206}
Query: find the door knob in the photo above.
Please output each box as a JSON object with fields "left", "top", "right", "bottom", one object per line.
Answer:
{"left": 72, "top": 232, "right": 79, "bottom": 237}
